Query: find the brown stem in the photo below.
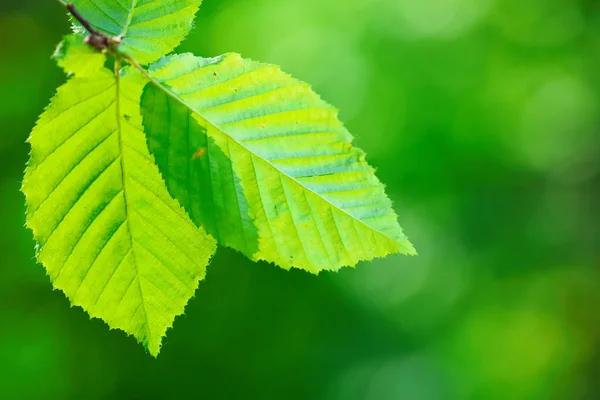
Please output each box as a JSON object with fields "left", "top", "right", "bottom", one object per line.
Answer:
{"left": 61, "top": 2, "right": 114, "bottom": 52}
{"left": 65, "top": 3, "right": 102, "bottom": 37}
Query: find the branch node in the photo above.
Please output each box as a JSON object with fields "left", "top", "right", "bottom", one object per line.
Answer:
{"left": 65, "top": 2, "right": 119, "bottom": 53}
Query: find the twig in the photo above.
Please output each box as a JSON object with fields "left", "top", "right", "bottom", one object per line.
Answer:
{"left": 66, "top": 3, "right": 102, "bottom": 37}
{"left": 58, "top": 1, "right": 115, "bottom": 52}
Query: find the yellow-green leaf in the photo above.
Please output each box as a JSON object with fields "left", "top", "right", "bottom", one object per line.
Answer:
{"left": 141, "top": 53, "right": 416, "bottom": 274}
{"left": 23, "top": 44, "right": 216, "bottom": 356}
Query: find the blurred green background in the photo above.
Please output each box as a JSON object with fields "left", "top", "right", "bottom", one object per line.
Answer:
{"left": 1, "top": 0, "right": 599, "bottom": 398}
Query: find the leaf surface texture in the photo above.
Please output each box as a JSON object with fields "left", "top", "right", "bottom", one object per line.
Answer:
{"left": 23, "top": 45, "right": 216, "bottom": 356}
{"left": 141, "top": 53, "right": 416, "bottom": 273}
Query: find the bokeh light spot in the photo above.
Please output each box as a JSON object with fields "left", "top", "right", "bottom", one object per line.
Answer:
{"left": 383, "top": 0, "right": 493, "bottom": 39}
{"left": 519, "top": 74, "right": 599, "bottom": 182}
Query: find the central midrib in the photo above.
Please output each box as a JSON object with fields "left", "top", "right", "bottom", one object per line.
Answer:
{"left": 120, "top": 0, "right": 138, "bottom": 37}
{"left": 114, "top": 58, "right": 153, "bottom": 349}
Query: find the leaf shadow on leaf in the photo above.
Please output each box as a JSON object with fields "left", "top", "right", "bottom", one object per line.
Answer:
{"left": 141, "top": 83, "right": 260, "bottom": 258}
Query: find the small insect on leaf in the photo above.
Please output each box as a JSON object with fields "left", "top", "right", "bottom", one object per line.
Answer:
{"left": 192, "top": 147, "right": 208, "bottom": 159}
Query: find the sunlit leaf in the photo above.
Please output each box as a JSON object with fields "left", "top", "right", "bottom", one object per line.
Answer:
{"left": 141, "top": 53, "right": 416, "bottom": 274}
{"left": 22, "top": 41, "right": 216, "bottom": 356}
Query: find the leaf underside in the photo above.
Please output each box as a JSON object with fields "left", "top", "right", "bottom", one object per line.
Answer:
{"left": 141, "top": 53, "right": 416, "bottom": 274}
{"left": 70, "top": 0, "right": 202, "bottom": 65}
{"left": 22, "top": 49, "right": 216, "bottom": 356}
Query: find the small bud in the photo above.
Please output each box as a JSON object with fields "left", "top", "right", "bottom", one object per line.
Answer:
{"left": 85, "top": 34, "right": 110, "bottom": 52}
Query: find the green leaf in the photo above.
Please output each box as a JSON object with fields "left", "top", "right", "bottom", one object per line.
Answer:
{"left": 54, "top": 34, "right": 106, "bottom": 76}
{"left": 70, "top": 0, "right": 202, "bottom": 65}
{"left": 141, "top": 53, "right": 416, "bottom": 274}
{"left": 22, "top": 44, "right": 216, "bottom": 356}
